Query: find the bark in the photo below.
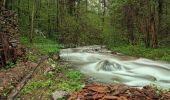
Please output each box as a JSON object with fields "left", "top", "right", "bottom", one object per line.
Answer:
{"left": 3, "top": 0, "right": 6, "bottom": 7}
{"left": 56, "top": 0, "right": 59, "bottom": 32}
{"left": 86, "top": 0, "right": 88, "bottom": 12}
{"left": 151, "top": 21, "right": 156, "bottom": 48}
{"left": 102, "top": 0, "right": 106, "bottom": 24}
{"left": 29, "top": 0, "right": 35, "bottom": 43}
{"left": 125, "top": 2, "right": 135, "bottom": 45}
{"left": 157, "top": 0, "right": 163, "bottom": 38}
{"left": 145, "top": 19, "right": 150, "bottom": 48}
{"left": 150, "top": 3, "right": 157, "bottom": 48}
{"left": 68, "top": 0, "right": 76, "bottom": 16}
{"left": 47, "top": 0, "right": 51, "bottom": 37}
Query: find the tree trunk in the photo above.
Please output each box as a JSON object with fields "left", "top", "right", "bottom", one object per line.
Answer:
{"left": 86, "top": 0, "right": 88, "bottom": 12}
{"left": 3, "top": 0, "right": 6, "bottom": 7}
{"left": 145, "top": 19, "right": 150, "bottom": 48}
{"left": 56, "top": 0, "right": 59, "bottom": 32}
{"left": 102, "top": 0, "right": 106, "bottom": 24}
{"left": 47, "top": 0, "right": 51, "bottom": 37}
{"left": 158, "top": 0, "right": 163, "bottom": 34}
{"left": 151, "top": 21, "right": 156, "bottom": 48}
{"left": 29, "top": 0, "right": 35, "bottom": 43}
{"left": 150, "top": 3, "right": 157, "bottom": 48}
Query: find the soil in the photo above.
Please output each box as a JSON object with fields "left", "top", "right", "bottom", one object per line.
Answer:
{"left": 0, "top": 62, "right": 37, "bottom": 98}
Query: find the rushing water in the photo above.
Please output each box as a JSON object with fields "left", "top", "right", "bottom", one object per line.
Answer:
{"left": 60, "top": 45, "right": 170, "bottom": 89}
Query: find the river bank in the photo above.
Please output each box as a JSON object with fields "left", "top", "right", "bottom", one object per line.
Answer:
{"left": 1, "top": 36, "right": 170, "bottom": 99}
{"left": 110, "top": 45, "right": 170, "bottom": 62}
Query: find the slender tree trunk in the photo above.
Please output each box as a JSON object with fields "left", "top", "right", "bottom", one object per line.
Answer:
{"left": 68, "top": 0, "right": 76, "bottom": 16}
{"left": 151, "top": 20, "right": 156, "bottom": 48}
{"left": 150, "top": 3, "right": 157, "bottom": 48}
{"left": 145, "top": 19, "right": 150, "bottom": 47}
{"left": 125, "top": 2, "right": 135, "bottom": 45}
{"left": 158, "top": 0, "right": 163, "bottom": 33}
{"left": 102, "top": 0, "right": 106, "bottom": 24}
{"left": 29, "top": 0, "right": 35, "bottom": 43}
{"left": 157, "top": 0, "right": 163, "bottom": 40}
{"left": 3, "top": 0, "right": 6, "bottom": 7}
{"left": 56, "top": 0, "right": 59, "bottom": 32}
{"left": 17, "top": 0, "right": 20, "bottom": 17}
{"left": 86, "top": 0, "right": 88, "bottom": 12}
{"left": 47, "top": 0, "right": 51, "bottom": 37}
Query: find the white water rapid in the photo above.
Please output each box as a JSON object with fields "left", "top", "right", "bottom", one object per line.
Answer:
{"left": 60, "top": 45, "right": 170, "bottom": 89}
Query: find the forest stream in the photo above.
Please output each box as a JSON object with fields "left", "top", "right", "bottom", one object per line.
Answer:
{"left": 60, "top": 45, "right": 170, "bottom": 89}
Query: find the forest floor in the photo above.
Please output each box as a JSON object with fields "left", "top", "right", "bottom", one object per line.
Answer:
{"left": 0, "top": 36, "right": 85, "bottom": 99}
{"left": 0, "top": 36, "right": 170, "bottom": 99}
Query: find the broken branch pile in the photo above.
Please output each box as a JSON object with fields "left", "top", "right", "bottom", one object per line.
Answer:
{"left": 0, "top": 7, "right": 19, "bottom": 41}
{"left": 0, "top": 7, "right": 22, "bottom": 67}
{"left": 69, "top": 84, "right": 170, "bottom": 100}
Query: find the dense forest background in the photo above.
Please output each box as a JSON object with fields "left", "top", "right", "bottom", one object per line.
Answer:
{"left": 1, "top": 0, "right": 170, "bottom": 98}
{"left": 4, "top": 0, "right": 170, "bottom": 48}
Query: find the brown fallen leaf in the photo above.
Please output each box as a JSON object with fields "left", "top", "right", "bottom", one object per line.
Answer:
{"left": 102, "top": 95, "right": 119, "bottom": 100}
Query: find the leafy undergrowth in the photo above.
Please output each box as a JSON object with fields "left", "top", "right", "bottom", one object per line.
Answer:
{"left": 18, "top": 58, "right": 83, "bottom": 99}
{"left": 20, "top": 36, "right": 59, "bottom": 55}
{"left": 19, "top": 36, "right": 59, "bottom": 63}
{"left": 111, "top": 45, "right": 170, "bottom": 62}
{"left": 18, "top": 36, "right": 84, "bottom": 99}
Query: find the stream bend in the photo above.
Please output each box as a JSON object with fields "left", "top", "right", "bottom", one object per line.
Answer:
{"left": 60, "top": 45, "right": 170, "bottom": 89}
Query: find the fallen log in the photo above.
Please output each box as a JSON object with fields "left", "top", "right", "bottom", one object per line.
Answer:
{"left": 7, "top": 56, "right": 49, "bottom": 100}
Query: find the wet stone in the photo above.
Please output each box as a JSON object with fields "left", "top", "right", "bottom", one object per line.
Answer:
{"left": 52, "top": 91, "right": 69, "bottom": 100}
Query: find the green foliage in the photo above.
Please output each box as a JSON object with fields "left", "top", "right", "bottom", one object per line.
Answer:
{"left": 57, "top": 80, "right": 82, "bottom": 92}
{"left": 65, "top": 71, "right": 82, "bottom": 81}
{"left": 111, "top": 45, "right": 170, "bottom": 62}
{"left": 5, "top": 60, "right": 15, "bottom": 69}
{"left": 27, "top": 52, "right": 38, "bottom": 62}
{"left": 162, "top": 55, "right": 170, "bottom": 62}
{"left": 21, "top": 79, "right": 55, "bottom": 94}
{"left": 48, "top": 58, "right": 56, "bottom": 65}
{"left": 20, "top": 36, "right": 59, "bottom": 55}
{"left": 20, "top": 65, "right": 83, "bottom": 96}
{"left": 8, "top": 0, "right": 170, "bottom": 48}
{"left": 45, "top": 71, "right": 55, "bottom": 78}
{"left": 51, "top": 70, "right": 83, "bottom": 92}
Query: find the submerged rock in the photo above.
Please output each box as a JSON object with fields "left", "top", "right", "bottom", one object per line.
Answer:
{"left": 96, "top": 60, "right": 123, "bottom": 71}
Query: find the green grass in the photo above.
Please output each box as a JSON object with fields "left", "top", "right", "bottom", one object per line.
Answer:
{"left": 20, "top": 59, "right": 83, "bottom": 98}
{"left": 21, "top": 79, "right": 55, "bottom": 94}
{"left": 20, "top": 36, "right": 59, "bottom": 55}
{"left": 111, "top": 45, "right": 170, "bottom": 62}
{"left": 65, "top": 71, "right": 82, "bottom": 81}
{"left": 20, "top": 69, "right": 82, "bottom": 96}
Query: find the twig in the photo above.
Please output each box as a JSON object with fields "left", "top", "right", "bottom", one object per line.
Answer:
{"left": 7, "top": 56, "right": 49, "bottom": 100}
